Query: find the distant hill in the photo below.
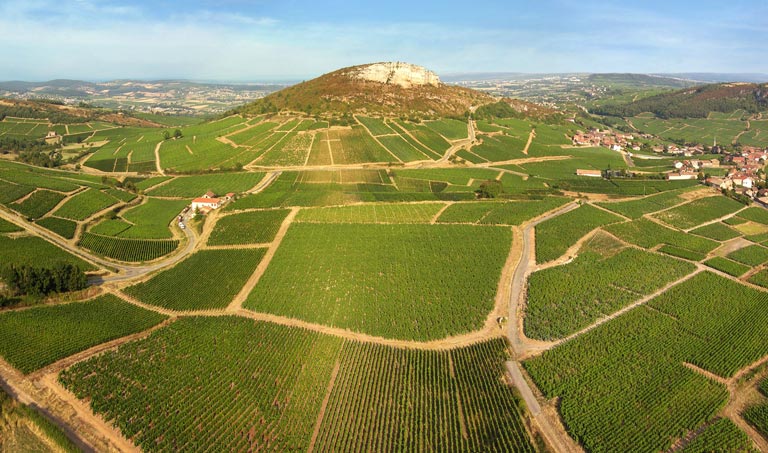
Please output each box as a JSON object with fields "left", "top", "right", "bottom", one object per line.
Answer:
{"left": 234, "top": 62, "right": 493, "bottom": 119}
{"left": 586, "top": 73, "right": 697, "bottom": 89}
{"left": 591, "top": 83, "right": 768, "bottom": 118}
{"left": 474, "top": 98, "right": 560, "bottom": 121}
{"left": 0, "top": 98, "right": 163, "bottom": 127}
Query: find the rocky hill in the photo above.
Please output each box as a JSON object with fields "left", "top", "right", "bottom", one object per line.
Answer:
{"left": 234, "top": 62, "right": 493, "bottom": 119}
{"left": 592, "top": 82, "right": 768, "bottom": 118}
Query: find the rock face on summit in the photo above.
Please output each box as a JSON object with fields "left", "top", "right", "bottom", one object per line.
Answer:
{"left": 352, "top": 62, "right": 441, "bottom": 88}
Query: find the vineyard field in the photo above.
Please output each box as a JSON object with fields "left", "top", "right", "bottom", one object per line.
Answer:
{"left": 690, "top": 222, "right": 742, "bottom": 241}
{"left": 11, "top": 190, "right": 66, "bottom": 219}
{"left": 208, "top": 209, "right": 290, "bottom": 245}
{"left": 595, "top": 188, "right": 696, "bottom": 219}
{"left": 525, "top": 270, "right": 768, "bottom": 452}
{"left": 652, "top": 196, "right": 744, "bottom": 230}
{"left": 146, "top": 172, "right": 266, "bottom": 197}
{"left": 245, "top": 224, "right": 511, "bottom": 341}
{"left": 525, "top": 248, "right": 695, "bottom": 340}
{"left": 60, "top": 317, "right": 342, "bottom": 452}
{"left": 36, "top": 217, "right": 77, "bottom": 239}
{"left": 0, "top": 217, "right": 21, "bottom": 233}
{"left": 703, "top": 257, "right": 751, "bottom": 277}
{"left": 0, "top": 235, "right": 94, "bottom": 270}
{"left": 295, "top": 203, "right": 444, "bottom": 224}
{"left": 678, "top": 418, "right": 756, "bottom": 453}
{"left": 53, "top": 189, "right": 118, "bottom": 221}
{"left": 78, "top": 233, "right": 179, "bottom": 262}
{"left": 125, "top": 249, "right": 266, "bottom": 310}
{"left": 117, "top": 198, "right": 188, "bottom": 239}
{"left": 315, "top": 339, "right": 535, "bottom": 452}
{"left": 0, "top": 294, "right": 166, "bottom": 374}
{"left": 534, "top": 204, "right": 621, "bottom": 263}
{"left": 604, "top": 218, "right": 719, "bottom": 254}
{"left": 727, "top": 244, "right": 768, "bottom": 266}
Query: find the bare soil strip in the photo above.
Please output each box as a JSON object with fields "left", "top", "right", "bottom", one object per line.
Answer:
{"left": 307, "top": 359, "right": 341, "bottom": 453}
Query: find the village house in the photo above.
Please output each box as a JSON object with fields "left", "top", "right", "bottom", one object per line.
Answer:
{"left": 191, "top": 197, "right": 221, "bottom": 212}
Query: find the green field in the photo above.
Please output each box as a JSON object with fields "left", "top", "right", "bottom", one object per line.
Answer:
{"left": 438, "top": 198, "right": 570, "bottom": 225}
{"left": 125, "top": 249, "right": 266, "bottom": 310}
{"left": 727, "top": 244, "right": 768, "bottom": 266}
{"left": 535, "top": 204, "right": 621, "bottom": 263}
{"left": 208, "top": 209, "right": 290, "bottom": 245}
{"left": 595, "top": 188, "right": 695, "bottom": 219}
{"left": 246, "top": 223, "right": 511, "bottom": 340}
{"left": 0, "top": 217, "right": 22, "bottom": 233}
{"left": 114, "top": 198, "right": 188, "bottom": 239}
{"left": 690, "top": 222, "right": 742, "bottom": 241}
{"left": 679, "top": 418, "right": 757, "bottom": 453}
{"left": 60, "top": 317, "right": 342, "bottom": 452}
{"left": 525, "top": 271, "right": 768, "bottom": 452}
{"left": 526, "top": 248, "right": 695, "bottom": 340}
{"left": 0, "top": 294, "right": 166, "bottom": 374}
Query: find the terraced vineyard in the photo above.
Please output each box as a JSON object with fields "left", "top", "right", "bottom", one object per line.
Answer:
{"left": 0, "top": 294, "right": 166, "bottom": 374}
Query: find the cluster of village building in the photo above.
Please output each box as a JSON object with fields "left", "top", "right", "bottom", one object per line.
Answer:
{"left": 572, "top": 128, "right": 768, "bottom": 201}
{"left": 572, "top": 129, "right": 646, "bottom": 152}
{"left": 706, "top": 147, "right": 767, "bottom": 198}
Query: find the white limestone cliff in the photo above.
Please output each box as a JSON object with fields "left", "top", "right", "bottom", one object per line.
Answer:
{"left": 351, "top": 62, "right": 441, "bottom": 88}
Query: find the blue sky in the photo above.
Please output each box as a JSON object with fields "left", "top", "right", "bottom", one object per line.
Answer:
{"left": 0, "top": 0, "right": 766, "bottom": 81}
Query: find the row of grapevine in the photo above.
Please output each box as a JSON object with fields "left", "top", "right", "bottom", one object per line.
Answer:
{"left": 78, "top": 233, "right": 179, "bottom": 262}
{"left": 315, "top": 338, "right": 535, "bottom": 452}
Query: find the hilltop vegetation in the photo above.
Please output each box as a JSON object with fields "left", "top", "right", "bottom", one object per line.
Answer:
{"left": 593, "top": 83, "right": 768, "bottom": 118}
{"left": 233, "top": 63, "right": 492, "bottom": 119}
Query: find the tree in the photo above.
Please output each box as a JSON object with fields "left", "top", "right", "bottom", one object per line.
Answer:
{"left": 475, "top": 180, "right": 504, "bottom": 199}
{"left": 164, "top": 130, "right": 171, "bottom": 140}
{"left": 174, "top": 129, "right": 183, "bottom": 139}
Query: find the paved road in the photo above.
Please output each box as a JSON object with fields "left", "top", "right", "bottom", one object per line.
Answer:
{"left": 507, "top": 202, "right": 579, "bottom": 357}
